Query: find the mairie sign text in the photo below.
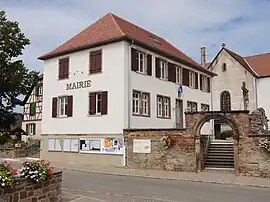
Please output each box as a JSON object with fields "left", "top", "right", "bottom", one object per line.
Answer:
{"left": 66, "top": 80, "right": 91, "bottom": 90}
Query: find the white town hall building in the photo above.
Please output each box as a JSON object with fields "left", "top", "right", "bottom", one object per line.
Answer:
{"left": 38, "top": 13, "right": 214, "bottom": 167}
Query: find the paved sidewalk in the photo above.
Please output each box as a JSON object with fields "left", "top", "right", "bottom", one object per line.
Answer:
{"left": 2, "top": 157, "right": 270, "bottom": 188}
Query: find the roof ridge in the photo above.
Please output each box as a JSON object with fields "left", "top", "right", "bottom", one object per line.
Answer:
{"left": 109, "top": 13, "right": 126, "bottom": 36}
{"left": 244, "top": 52, "right": 270, "bottom": 59}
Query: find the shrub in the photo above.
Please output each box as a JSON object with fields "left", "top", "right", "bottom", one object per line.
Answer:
{"left": 18, "top": 160, "right": 53, "bottom": 183}
{"left": 220, "top": 130, "right": 233, "bottom": 140}
{"left": 0, "top": 161, "right": 17, "bottom": 188}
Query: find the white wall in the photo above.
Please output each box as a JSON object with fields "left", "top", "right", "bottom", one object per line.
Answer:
{"left": 257, "top": 77, "right": 270, "bottom": 128}
{"left": 211, "top": 50, "right": 257, "bottom": 112}
{"left": 124, "top": 43, "right": 212, "bottom": 133}
{"left": 42, "top": 42, "right": 126, "bottom": 134}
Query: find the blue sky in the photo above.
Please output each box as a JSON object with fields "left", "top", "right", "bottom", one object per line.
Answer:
{"left": 1, "top": 0, "right": 270, "bottom": 73}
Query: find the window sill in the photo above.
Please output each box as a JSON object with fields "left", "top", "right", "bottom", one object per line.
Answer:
{"left": 58, "top": 77, "right": 69, "bottom": 81}
{"left": 132, "top": 113, "right": 150, "bottom": 118}
{"left": 87, "top": 113, "right": 103, "bottom": 117}
{"left": 57, "top": 115, "right": 68, "bottom": 119}
{"left": 89, "top": 71, "right": 103, "bottom": 76}
{"left": 157, "top": 116, "right": 171, "bottom": 119}
{"left": 135, "top": 71, "right": 147, "bottom": 76}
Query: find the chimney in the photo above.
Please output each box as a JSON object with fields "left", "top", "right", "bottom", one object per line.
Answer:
{"left": 200, "top": 47, "right": 206, "bottom": 67}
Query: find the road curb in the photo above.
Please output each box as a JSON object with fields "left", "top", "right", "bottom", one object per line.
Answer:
{"left": 56, "top": 166, "right": 270, "bottom": 189}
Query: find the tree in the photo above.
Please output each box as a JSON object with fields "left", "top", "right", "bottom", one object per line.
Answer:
{"left": 0, "top": 10, "right": 38, "bottom": 130}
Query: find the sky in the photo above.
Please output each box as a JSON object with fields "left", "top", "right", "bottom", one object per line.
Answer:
{"left": 1, "top": 0, "right": 270, "bottom": 73}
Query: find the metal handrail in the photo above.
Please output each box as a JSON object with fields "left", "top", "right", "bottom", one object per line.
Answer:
{"left": 203, "top": 133, "right": 212, "bottom": 169}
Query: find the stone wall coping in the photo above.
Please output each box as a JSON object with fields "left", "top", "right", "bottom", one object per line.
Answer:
{"left": 185, "top": 110, "right": 250, "bottom": 115}
{"left": 248, "top": 134, "right": 270, "bottom": 138}
{"left": 123, "top": 128, "right": 187, "bottom": 132}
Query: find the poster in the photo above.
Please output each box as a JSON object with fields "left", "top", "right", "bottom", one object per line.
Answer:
{"left": 133, "top": 139, "right": 151, "bottom": 153}
{"left": 63, "top": 139, "right": 71, "bottom": 152}
{"left": 103, "top": 138, "right": 124, "bottom": 154}
{"left": 55, "top": 138, "right": 62, "bottom": 151}
{"left": 48, "top": 139, "right": 55, "bottom": 151}
{"left": 70, "top": 139, "right": 79, "bottom": 152}
{"left": 80, "top": 139, "right": 101, "bottom": 151}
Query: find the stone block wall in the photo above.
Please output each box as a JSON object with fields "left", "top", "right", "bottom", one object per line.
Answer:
{"left": 0, "top": 171, "right": 62, "bottom": 202}
{"left": 239, "top": 135, "right": 270, "bottom": 178}
{"left": 124, "top": 129, "right": 196, "bottom": 172}
{"left": 0, "top": 148, "right": 16, "bottom": 158}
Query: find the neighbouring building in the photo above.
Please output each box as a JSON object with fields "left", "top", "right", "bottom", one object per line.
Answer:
{"left": 207, "top": 44, "right": 270, "bottom": 137}
{"left": 22, "top": 74, "right": 43, "bottom": 141}
{"left": 38, "top": 13, "right": 215, "bottom": 167}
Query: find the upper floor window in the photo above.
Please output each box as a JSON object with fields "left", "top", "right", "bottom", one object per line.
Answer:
{"left": 131, "top": 48, "right": 152, "bottom": 76}
{"left": 176, "top": 66, "right": 181, "bottom": 84}
{"left": 30, "top": 103, "right": 36, "bottom": 116}
{"left": 89, "top": 50, "right": 102, "bottom": 74}
{"left": 189, "top": 71, "right": 196, "bottom": 88}
{"left": 136, "top": 51, "right": 145, "bottom": 73}
{"left": 160, "top": 60, "right": 167, "bottom": 80}
{"left": 201, "top": 75, "right": 209, "bottom": 92}
{"left": 26, "top": 123, "right": 36, "bottom": 136}
{"left": 52, "top": 96, "right": 73, "bottom": 118}
{"left": 58, "top": 58, "right": 69, "bottom": 80}
{"left": 36, "top": 85, "right": 43, "bottom": 96}
{"left": 89, "top": 91, "right": 108, "bottom": 115}
{"left": 222, "top": 63, "right": 227, "bottom": 72}
{"left": 132, "top": 90, "right": 150, "bottom": 116}
{"left": 157, "top": 95, "right": 170, "bottom": 119}
{"left": 187, "top": 101, "right": 197, "bottom": 112}
{"left": 220, "top": 91, "right": 231, "bottom": 111}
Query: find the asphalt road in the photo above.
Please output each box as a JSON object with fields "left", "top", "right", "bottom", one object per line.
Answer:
{"left": 62, "top": 169, "right": 270, "bottom": 202}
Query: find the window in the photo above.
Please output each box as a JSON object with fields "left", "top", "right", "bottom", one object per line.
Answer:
{"left": 160, "top": 60, "right": 167, "bottom": 80}
{"left": 89, "top": 50, "right": 102, "bottom": 74}
{"left": 220, "top": 91, "right": 231, "bottom": 111}
{"left": 59, "top": 96, "right": 68, "bottom": 116}
{"left": 201, "top": 76, "right": 208, "bottom": 92}
{"left": 189, "top": 71, "right": 196, "bottom": 88}
{"left": 157, "top": 95, "right": 171, "bottom": 118}
{"left": 132, "top": 90, "right": 150, "bottom": 116}
{"left": 176, "top": 66, "right": 181, "bottom": 84}
{"left": 36, "top": 85, "right": 42, "bottom": 96}
{"left": 136, "top": 51, "right": 145, "bottom": 73}
{"left": 222, "top": 63, "right": 227, "bottom": 72}
{"left": 58, "top": 58, "right": 69, "bottom": 80}
{"left": 30, "top": 103, "right": 36, "bottom": 116}
{"left": 26, "top": 123, "right": 36, "bottom": 135}
{"left": 187, "top": 101, "right": 197, "bottom": 112}
{"left": 89, "top": 91, "right": 108, "bottom": 115}
{"left": 201, "top": 104, "right": 209, "bottom": 112}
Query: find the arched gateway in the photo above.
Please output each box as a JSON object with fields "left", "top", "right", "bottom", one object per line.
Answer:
{"left": 185, "top": 110, "right": 249, "bottom": 174}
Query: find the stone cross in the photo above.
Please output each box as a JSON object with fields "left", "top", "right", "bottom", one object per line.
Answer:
{"left": 241, "top": 82, "right": 249, "bottom": 110}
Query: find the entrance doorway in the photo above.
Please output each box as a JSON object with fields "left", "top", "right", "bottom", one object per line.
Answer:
{"left": 175, "top": 99, "right": 183, "bottom": 128}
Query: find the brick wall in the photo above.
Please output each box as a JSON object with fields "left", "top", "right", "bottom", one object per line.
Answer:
{"left": 0, "top": 171, "right": 62, "bottom": 202}
{"left": 124, "top": 129, "right": 196, "bottom": 172}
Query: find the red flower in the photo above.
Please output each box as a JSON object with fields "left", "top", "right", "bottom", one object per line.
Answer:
{"left": 12, "top": 169, "right": 17, "bottom": 175}
{"left": 48, "top": 168, "right": 53, "bottom": 175}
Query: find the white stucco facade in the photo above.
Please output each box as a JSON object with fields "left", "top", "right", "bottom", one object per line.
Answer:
{"left": 42, "top": 41, "right": 213, "bottom": 135}
{"left": 256, "top": 77, "right": 270, "bottom": 127}
{"left": 210, "top": 49, "right": 257, "bottom": 112}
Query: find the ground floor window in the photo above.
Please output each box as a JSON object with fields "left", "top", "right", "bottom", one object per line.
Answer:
{"left": 157, "top": 95, "right": 171, "bottom": 118}
{"left": 187, "top": 101, "right": 197, "bottom": 112}
{"left": 201, "top": 103, "right": 210, "bottom": 112}
{"left": 26, "top": 123, "right": 36, "bottom": 135}
{"left": 132, "top": 90, "right": 150, "bottom": 116}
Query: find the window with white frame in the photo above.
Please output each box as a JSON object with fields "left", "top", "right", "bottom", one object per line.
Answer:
{"left": 176, "top": 66, "right": 181, "bottom": 84}
{"left": 96, "top": 93, "right": 102, "bottom": 114}
{"left": 160, "top": 60, "right": 167, "bottom": 80}
{"left": 136, "top": 51, "right": 145, "bottom": 73}
{"left": 201, "top": 75, "right": 208, "bottom": 91}
{"left": 201, "top": 104, "right": 209, "bottom": 112}
{"left": 59, "top": 96, "right": 68, "bottom": 116}
{"left": 157, "top": 95, "right": 170, "bottom": 118}
{"left": 187, "top": 101, "right": 197, "bottom": 112}
{"left": 132, "top": 91, "right": 150, "bottom": 116}
{"left": 189, "top": 71, "right": 196, "bottom": 88}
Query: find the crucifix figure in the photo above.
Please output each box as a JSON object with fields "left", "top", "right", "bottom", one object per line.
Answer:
{"left": 241, "top": 82, "right": 249, "bottom": 110}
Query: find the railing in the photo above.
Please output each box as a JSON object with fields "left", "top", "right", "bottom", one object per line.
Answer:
{"left": 201, "top": 133, "right": 212, "bottom": 169}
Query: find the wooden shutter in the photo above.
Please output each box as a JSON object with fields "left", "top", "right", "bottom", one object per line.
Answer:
{"left": 131, "top": 48, "right": 138, "bottom": 71}
{"left": 52, "top": 97, "right": 58, "bottom": 118}
{"left": 207, "top": 77, "right": 211, "bottom": 92}
{"left": 182, "top": 68, "right": 189, "bottom": 86}
{"left": 101, "top": 91, "right": 108, "bottom": 115}
{"left": 148, "top": 94, "right": 151, "bottom": 116}
{"left": 195, "top": 73, "right": 198, "bottom": 89}
{"left": 168, "top": 63, "right": 176, "bottom": 82}
{"left": 90, "top": 50, "right": 102, "bottom": 74}
{"left": 67, "top": 96, "right": 73, "bottom": 117}
{"left": 168, "top": 97, "right": 171, "bottom": 118}
{"left": 147, "top": 54, "right": 152, "bottom": 76}
{"left": 200, "top": 75, "right": 203, "bottom": 90}
{"left": 155, "top": 57, "right": 160, "bottom": 78}
{"left": 59, "top": 58, "right": 69, "bottom": 79}
{"left": 89, "top": 93, "right": 96, "bottom": 115}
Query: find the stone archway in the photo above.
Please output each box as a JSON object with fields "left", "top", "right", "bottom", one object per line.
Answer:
{"left": 185, "top": 111, "right": 250, "bottom": 174}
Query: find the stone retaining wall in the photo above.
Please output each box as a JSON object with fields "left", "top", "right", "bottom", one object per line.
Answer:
{"left": 124, "top": 129, "right": 196, "bottom": 172}
{"left": 0, "top": 172, "right": 62, "bottom": 202}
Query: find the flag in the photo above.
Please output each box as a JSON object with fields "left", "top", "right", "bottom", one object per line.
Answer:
{"left": 178, "top": 84, "right": 183, "bottom": 94}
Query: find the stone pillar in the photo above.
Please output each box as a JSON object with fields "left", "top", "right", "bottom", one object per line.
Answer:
{"left": 195, "top": 137, "right": 201, "bottom": 172}
{"left": 234, "top": 138, "right": 239, "bottom": 175}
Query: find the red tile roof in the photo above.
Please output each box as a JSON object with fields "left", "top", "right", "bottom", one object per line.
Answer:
{"left": 245, "top": 53, "right": 270, "bottom": 77}
{"left": 39, "top": 13, "right": 214, "bottom": 75}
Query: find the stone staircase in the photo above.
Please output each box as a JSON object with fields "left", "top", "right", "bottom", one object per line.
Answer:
{"left": 205, "top": 140, "right": 234, "bottom": 170}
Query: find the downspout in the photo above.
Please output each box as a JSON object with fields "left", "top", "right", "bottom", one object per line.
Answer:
{"left": 127, "top": 38, "right": 135, "bottom": 129}
{"left": 210, "top": 77, "right": 215, "bottom": 139}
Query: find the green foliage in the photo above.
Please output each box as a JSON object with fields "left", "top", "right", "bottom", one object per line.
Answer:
{"left": 219, "top": 130, "right": 233, "bottom": 140}
{"left": 0, "top": 132, "right": 11, "bottom": 145}
{"left": 0, "top": 10, "right": 38, "bottom": 129}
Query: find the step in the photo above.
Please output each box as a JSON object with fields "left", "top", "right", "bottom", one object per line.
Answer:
{"left": 207, "top": 150, "right": 234, "bottom": 154}
{"left": 211, "top": 141, "right": 234, "bottom": 145}
{"left": 206, "top": 156, "right": 234, "bottom": 160}
{"left": 205, "top": 161, "right": 234, "bottom": 166}
{"left": 208, "top": 147, "right": 234, "bottom": 151}
{"left": 205, "top": 167, "right": 235, "bottom": 171}
{"left": 209, "top": 145, "right": 234, "bottom": 148}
